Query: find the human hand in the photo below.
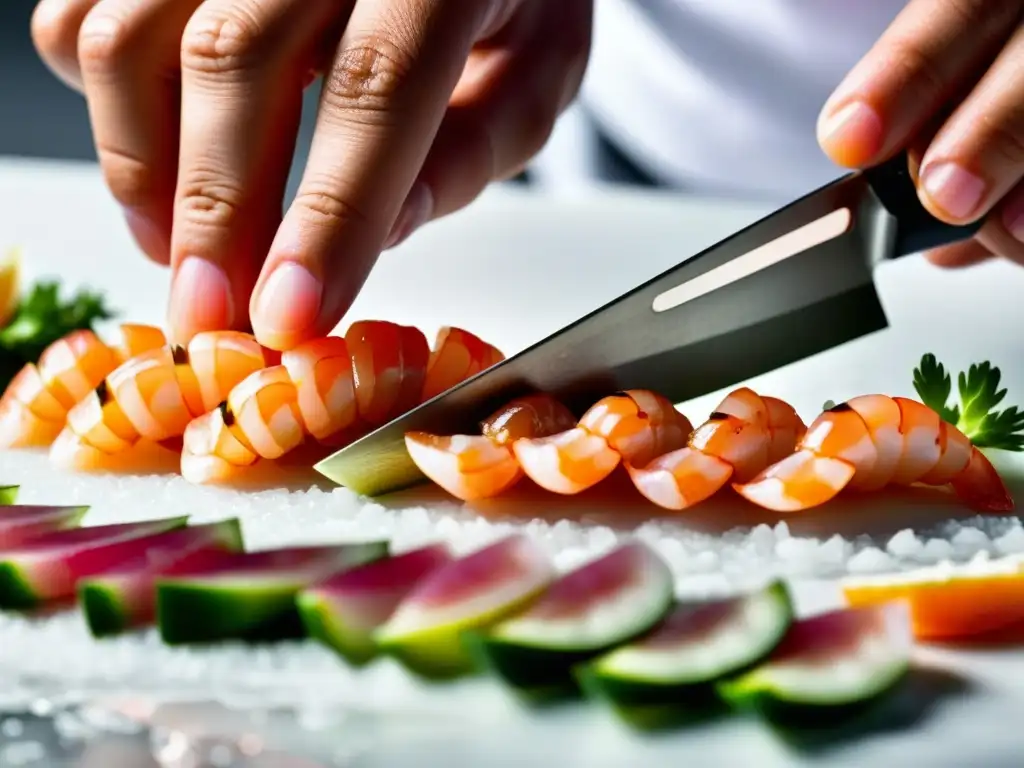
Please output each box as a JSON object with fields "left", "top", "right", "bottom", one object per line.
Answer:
{"left": 32, "top": 0, "right": 592, "bottom": 348}
{"left": 816, "top": 0, "right": 1024, "bottom": 268}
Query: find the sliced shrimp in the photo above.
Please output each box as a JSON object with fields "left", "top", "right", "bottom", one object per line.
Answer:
{"left": 734, "top": 396, "right": 1013, "bottom": 513}
{"left": 511, "top": 390, "right": 694, "bottom": 495}
{"left": 0, "top": 324, "right": 166, "bottom": 448}
{"left": 405, "top": 393, "right": 578, "bottom": 500}
{"left": 50, "top": 331, "right": 268, "bottom": 469}
{"left": 421, "top": 327, "right": 505, "bottom": 402}
{"left": 626, "top": 388, "right": 806, "bottom": 511}
{"left": 181, "top": 322, "right": 504, "bottom": 484}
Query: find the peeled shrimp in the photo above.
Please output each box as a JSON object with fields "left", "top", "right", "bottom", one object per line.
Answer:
{"left": 405, "top": 393, "right": 578, "bottom": 500}
{"left": 50, "top": 331, "right": 269, "bottom": 469}
{"left": 0, "top": 324, "right": 166, "bottom": 448}
{"left": 181, "top": 323, "right": 504, "bottom": 484}
{"left": 733, "top": 396, "right": 1013, "bottom": 513}
{"left": 626, "top": 388, "right": 807, "bottom": 511}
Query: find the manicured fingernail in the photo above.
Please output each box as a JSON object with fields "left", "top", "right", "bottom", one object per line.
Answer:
{"left": 384, "top": 183, "right": 434, "bottom": 250}
{"left": 252, "top": 261, "right": 322, "bottom": 342}
{"left": 123, "top": 208, "right": 169, "bottom": 263}
{"left": 1003, "top": 195, "right": 1024, "bottom": 243}
{"left": 920, "top": 162, "right": 986, "bottom": 220}
{"left": 168, "top": 256, "right": 234, "bottom": 342}
{"left": 817, "top": 101, "right": 884, "bottom": 167}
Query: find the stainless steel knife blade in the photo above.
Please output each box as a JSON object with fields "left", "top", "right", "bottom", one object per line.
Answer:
{"left": 316, "top": 152, "right": 980, "bottom": 496}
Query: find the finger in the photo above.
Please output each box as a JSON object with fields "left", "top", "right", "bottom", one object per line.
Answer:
{"left": 817, "top": 0, "right": 1019, "bottom": 168}
{"left": 250, "top": 0, "right": 521, "bottom": 349}
{"left": 169, "top": 0, "right": 342, "bottom": 344}
{"left": 31, "top": 0, "right": 100, "bottom": 91}
{"left": 383, "top": 0, "right": 591, "bottom": 248}
{"left": 77, "top": 0, "right": 199, "bottom": 265}
{"left": 980, "top": 179, "right": 1024, "bottom": 267}
{"left": 917, "top": 24, "right": 1024, "bottom": 224}
{"left": 924, "top": 238, "right": 994, "bottom": 269}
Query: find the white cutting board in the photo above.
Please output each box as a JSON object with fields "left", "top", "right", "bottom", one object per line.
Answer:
{"left": 2, "top": 158, "right": 1024, "bottom": 767}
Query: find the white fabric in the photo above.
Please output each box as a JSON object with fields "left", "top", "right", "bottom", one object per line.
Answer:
{"left": 546, "top": 0, "right": 906, "bottom": 202}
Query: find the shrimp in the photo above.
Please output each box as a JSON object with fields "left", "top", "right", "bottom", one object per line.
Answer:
{"left": 511, "top": 390, "right": 695, "bottom": 495}
{"left": 625, "top": 388, "right": 807, "bottom": 510}
{"left": 50, "top": 331, "right": 269, "bottom": 470}
{"left": 405, "top": 393, "right": 578, "bottom": 500}
{"left": 733, "top": 395, "right": 1014, "bottom": 513}
{"left": 0, "top": 324, "right": 166, "bottom": 449}
{"left": 180, "top": 323, "right": 504, "bottom": 484}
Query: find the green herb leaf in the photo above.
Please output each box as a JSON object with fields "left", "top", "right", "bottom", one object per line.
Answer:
{"left": 0, "top": 280, "right": 115, "bottom": 388}
{"left": 913, "top": 354, "right": 1024, "bottom": 451}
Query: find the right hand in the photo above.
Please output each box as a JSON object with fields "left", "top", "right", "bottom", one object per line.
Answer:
{"left": 31, "top": 0, "right": 593, "bottom": 348}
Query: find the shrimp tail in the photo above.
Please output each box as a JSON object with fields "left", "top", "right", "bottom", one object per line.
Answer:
{"left": 0, "top": 324, "right": 166, "bottom": 449}
{"left": 950, "top": 446, "right": 1014, "bottom": 513}
{"left": 183, "top": 322, "right": 504, "bottom": 485}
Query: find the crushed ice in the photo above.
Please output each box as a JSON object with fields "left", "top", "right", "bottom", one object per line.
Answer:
{"left": 0, "top": 449, "right": 1021, "bottom": 720}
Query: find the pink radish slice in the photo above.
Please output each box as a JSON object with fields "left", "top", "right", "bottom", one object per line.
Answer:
{"left": 0, "top": 505, "right": 88, "bottom": 548}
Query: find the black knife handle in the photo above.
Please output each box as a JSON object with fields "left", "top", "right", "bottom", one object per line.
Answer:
{"left": 863, "top": 151, "right": 983, "bottom": 259}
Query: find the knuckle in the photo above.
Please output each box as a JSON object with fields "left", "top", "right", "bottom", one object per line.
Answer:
{"left": 293, "top": 185, "right": 372, "bottom": 230}
{"left": 177, "top": 170, "right": 247, "bottom": 230}
{"left": 77, "top": 10, "right": 139, "bottom": 73}
{"left": 981, "top": 110, "right": 1024, "bottom": 167}
{"left": 880, "top": 38, "right": 947, "bottom": 103}
{"left": 321, "top": 36, "right": 415, "bottom": 119}
{"left": 181, "top": 5, "right": 265, "bottom": 76}
{"left": 96, "top": 145, "right": 161, "bottom": 208}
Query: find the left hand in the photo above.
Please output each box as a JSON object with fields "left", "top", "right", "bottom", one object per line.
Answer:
{"left": 817, "top": 0, "right": 1024, "bottom": 268}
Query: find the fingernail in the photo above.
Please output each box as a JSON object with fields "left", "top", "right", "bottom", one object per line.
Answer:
{"left": 168, "top": 256, "right": 234, "bottom": 342}
{"left": 921, "top": 162, "right": 987, "bottom": 220}
{"left": 124, "top": 208, "right": 169, "bottom": 263}
{"left": 817, "top": 101, "right": 884, "bottom": 167}
{"left": 1003, "top": 194, "right": 1024, "bottom": 243}
{"left": 384, "top": 183, "right": 434, "bottom": 250}
{"left": 252, "top": 261, "right": 322, "bottom": 341}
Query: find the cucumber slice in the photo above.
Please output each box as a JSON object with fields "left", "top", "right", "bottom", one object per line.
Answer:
{"left": 78, "top": 519, "right": 245, "bottom": 638}
{"left": 465, "top": 542, "right": 675, "bottom": 699}
{"left": 717, "top": 602, "right": 913, "bottom": 724}
{"left": 297, "top": 544, "right": 452, "bottom": 666}
{"left": 0, "top": 485, "right": 18, "bottom": 505}
{"left": 375, "top": 535, "right": 556, "bottom": 681}
{"left": 0, "top": 505, "right": 88, "bottom": 548}
{"left": 0, "top": 516, "right": 189, "bottom": 610}
{"left": 577, "top": 581, "right": 794, "bottom": 729}
{"left": 156, "top": 542, "right": 388, "bottom": 645}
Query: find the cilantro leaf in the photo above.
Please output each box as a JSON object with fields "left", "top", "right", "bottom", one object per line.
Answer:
{"left": 912, "top": 354, "right": 960, "bottom": 425}
{"left": 913, "top": 353, "right": 1024, "bottom": 451}
{"left": 0, "top": 281, "right": 115, "bottom": 388}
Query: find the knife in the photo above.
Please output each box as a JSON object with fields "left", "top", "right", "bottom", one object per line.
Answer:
{"left": 315, "top": 151, "right": 981, "bottom": 496}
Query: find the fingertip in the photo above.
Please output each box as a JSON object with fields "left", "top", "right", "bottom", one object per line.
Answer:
{"left": 924, "top": 240, "right": 993, "bottom": 269}
{"left": 168, "top": 256, "right": 235, "bottom": 345}
{"left": 250, "top": 261, "right": 323, "bottom": 351}
{"left": 123, "top": 208, "right": 171, "bottom": 265}
{"left": 816, "top": 100, "right": 885, "bottom": 168}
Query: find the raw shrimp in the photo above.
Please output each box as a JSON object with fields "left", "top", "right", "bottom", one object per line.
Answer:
{"left": 512, "top": 390, "right": 695, "bottom": 495}
{"left": 405, "top": 393, "right": 578, "bottom": 500}
{"left": 0, "top": 324, "right": 166, "bottom": 448}
{"left": 181, "top": 323, "right": 504, "bottom": 484}
{"left": 733, "top": 395, "right": 1013, "bottom": 513}
{"left": 50, "top": 331, "right": 269, "bottom": 469}
{"left": 626, "top": 388, "right": 807, "bottom": 510}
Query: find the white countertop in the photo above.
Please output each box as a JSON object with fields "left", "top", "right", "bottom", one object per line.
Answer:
{"left": 2, "top": 158, "right": 1024, "bottom": 767}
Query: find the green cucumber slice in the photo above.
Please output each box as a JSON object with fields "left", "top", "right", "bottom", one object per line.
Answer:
{"left": 465, "top": 542, "right": 675, "bottom": 699}
{"left": 577, "top": 581, "right": 794, "bottom": 729}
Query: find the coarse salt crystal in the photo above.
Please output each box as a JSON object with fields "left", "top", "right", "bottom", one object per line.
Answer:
{"left": 886, "top": 529, "right": 923, "bottom": 559}
{"left": 920, "top": 538, "right": 955, "bottom": 562}
{"left": 995, "top": 526, "right": 1024, "bottom": 556}
{"left": 846, "top": 547, "right": 896, "bottom": 574}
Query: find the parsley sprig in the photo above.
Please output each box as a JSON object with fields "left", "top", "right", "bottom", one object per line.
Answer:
{"left": 0, "top": 281, "right": 115, "bottom": 388}
{"left": 913, "top": 354, "right": 1024, "bottom": 451}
